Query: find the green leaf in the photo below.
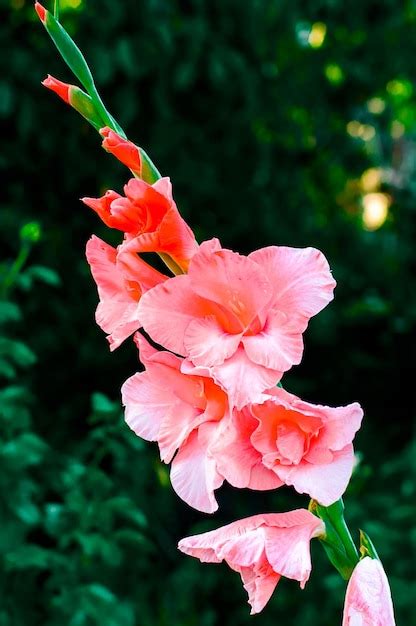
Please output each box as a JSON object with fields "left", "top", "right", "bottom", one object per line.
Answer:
{"left": 1, "top": 433, "right": 48, "bottom": 470}
{"left": 24, "top": 265, "right": 61, "bottom": 287}
{"left": 5, "top": 544, "right": 65, "bottom": 571}
{"left": 43, "top": 9, "right": 95, "bottom": 93}
{"left": 0, "top": 337, "right": 36, "bottom": 367}
{"left": 0, "top": 302, "right": 21, "bottom": 324}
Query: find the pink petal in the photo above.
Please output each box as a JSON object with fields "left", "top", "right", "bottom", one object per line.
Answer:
{"left": 86, "top": 235, "right": 131, "bottom": 300}
{"left": 178, "top": 514, "right": 269, "bottom": 559}
{"left": 240, "top": 562, "right": 281, "bottom": 615}
{"left": 247, "top": 461, "right": 285, "bottom": 491}
{"left": 86, "top": 235, "right": 141, "bottom": 349}
{"left": 133, "top": 331, "right": 182, "bottom": 370}
{"left": 218, "top": 528, "right": 267, "bottom": 566}
{"left": 121, "top": 371, "right": 177, "bottom": 442}
{"left": 170, "top": 426, "right": 224, "bottom": 513}
{"left": 308, "top": 402, "right": 363, "bottom": 453}
{"left": 157, "top": 401, "right": 205, "bottom": 463}
{"left": 242, "top": 310, "right": 306, "bottom": 371}
{"left": 119, "top": 207, "right": 198, "bottom": 270}
{"left": 184, "top": 316, "right": 242, "bottom": 367}
{"left": 116, "top": 238, "right": 168, "bottom": 293}
{"left": 249, "top": 245, "right": 336, "bottom": 319}
{"left": 138, "top": 275, "right": 210, "bottom": 355}
{"left": 178, "top": 510, "right": 324, "bottom": 614}
{"left": 264, "top": 524, "right": 316, "bottom": 587}
{"left": 210, "top": 346, "right": 283, "bottom": 409}
{"left": 188, "top": 243, "right": 272, "bottom": 331}
{"left": 153, "top": 176, "right": 173, "bottom": 201}
{"left": 211, "top": 409, "right": 283, "bottom": 490}
{"left": 275, "top": 445, "right": 355, "bottom": 506}
{"left": 156, "top": 207, "right": 199, "bottom": 267}
{"left": 342, "top": 557, "right": 396, "bottom": 626}
{"left": 102, "top": 305, "right": 142, "bottom": 351}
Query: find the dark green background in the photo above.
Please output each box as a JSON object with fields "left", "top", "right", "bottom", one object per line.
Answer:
{"left": 1, "top": 0, "right": 415, "bottom": 624}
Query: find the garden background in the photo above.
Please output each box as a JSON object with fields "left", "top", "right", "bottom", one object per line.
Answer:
{"left": 1, "top": 0, "right": 415, "bottom": 624}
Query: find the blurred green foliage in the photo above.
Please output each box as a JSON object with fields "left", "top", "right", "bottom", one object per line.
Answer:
{"left": 1, "top": 0, "right": 415, "bottom": 624}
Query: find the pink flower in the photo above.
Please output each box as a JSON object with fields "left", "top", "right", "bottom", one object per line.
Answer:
{"left": 86, "top": 235, "right": 167, "bottom": 350}
{"left": 121, "top": 334, "right": 281, "bottom": 512}
{"left": 121, "top": 333, "right": 227, "bottom": 512}
{"left": 99, "top": 127, "right": 142, "bottom": 176}
{"left": 83, "top": 177, "right": 198, "bottom": 272}
{"left": 178, "top": 509, "right": 325, "bottom": 614}
{"left": 246, "top": 387, "right": 363, "bottom": 505}
{"left": 342, "top": 557, "right": 396, "bottom": 626}
{"left": 138, "top": 238, "right": 336, "bottom": 408}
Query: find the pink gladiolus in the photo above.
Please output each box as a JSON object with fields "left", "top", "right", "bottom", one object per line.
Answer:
{"left": 86, "top": 235, "right": 167, "bottom": 350}
{"left": 122, "top": 334, "right": 280, "bottom": 511}
{"left": 178, "top": 509, "right": 325, "bottom": 614}
{"left": 83, "top": 177, "right": 198, "bottom": 272}
{"left": 121, "top": 333, "right": 229, "bottom": 512}
{"left": 342, "top": 557, "right": 396, "bottom": 626}
{"left": 99, "top": 127, "right": 142, "bottom": 176}
{"left": 245, "top": 387, "right": 364, "bottom": 505}
{"left": 42, "top": 75, "right": 71, "bottom": 104}
{"left": 138, "top": 238, "right": 336, "bottom": 408}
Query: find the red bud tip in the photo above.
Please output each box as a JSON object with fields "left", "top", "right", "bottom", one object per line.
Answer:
{"left": 34, "top": 2, "right": 47, "bottom": 23}
{"left": 99, "top": 127, "right": 142, "bottom": 174}
{"left": 42, "top": 75, "right": 71, "bottom": 105}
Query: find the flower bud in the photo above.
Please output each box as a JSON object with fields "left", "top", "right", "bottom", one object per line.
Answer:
{"left": 99, "top": 127, "right": 142, "bottom": 176}
{"left": 42, "top": 75, "right": 105, "bottom": 130}
{"left": 20, "top": 222, "right": 41, "bottom": 243}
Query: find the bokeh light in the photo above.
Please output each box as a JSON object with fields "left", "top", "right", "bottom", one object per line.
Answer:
{"left": 362, "top": 192, "right": 391, "bottom": 230}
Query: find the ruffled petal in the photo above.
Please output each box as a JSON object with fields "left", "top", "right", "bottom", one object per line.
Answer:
{"left": 242, "top": 310, "right": 306, "bottom": 371}
{"left": 249, "top": 245, "right": 336, "bottom": 319}
{"left": 184, "top": 316, "right": 242, "bottom": 367}
{"left": 86, "top": 235, "right": 142, "bottom": 349}
{"left": 211, "top": 409, "right": 283, "bottom": 490}
{"left": 274, "top": 445, "right": 355, "bottom": 506}
{"left": 210, "top": 346, "right": 283, "bottom": 409}
{"left": 188, "top": 243, "right": 273, "bottom": 331}
{"left": 170, "top": 426, "right": 224, "bottom": 513}
{"left": 240, "top": 562, "right": 281, "bottom": 615}
{"left": 121, "top": 371, "right": 176, "bottom": 442}
{"left": 138, "top": 275, "right": 211, "bottom": 355}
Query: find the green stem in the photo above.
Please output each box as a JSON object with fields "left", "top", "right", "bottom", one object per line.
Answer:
{"left": 1, "top": 242, "right": 31, "bottom": 298}
{"left": 311, "top": 498, "right": 359, "bottom": 580}
{"left": 326, "top": 499, "right": 359, "bottom": 564}
{"left": 54, "top": 0, "right": 59, "bottom": 20}
{"left": 88, "top": 83, "right": 126, "bottom": 137}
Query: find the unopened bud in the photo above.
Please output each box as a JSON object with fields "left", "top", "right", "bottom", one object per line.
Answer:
{"left": 20, "top": 222, "right": 41, "bottom": 243}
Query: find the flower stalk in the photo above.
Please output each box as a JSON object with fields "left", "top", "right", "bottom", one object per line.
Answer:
{"left": 310, "top": 498, "right": 359, "bottom": 580}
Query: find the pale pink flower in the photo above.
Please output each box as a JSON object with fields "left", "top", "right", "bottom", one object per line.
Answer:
{"left": 138, "top": 238, "right": 336, "bottom": 408}
{"left": 245, "top": 387, "right": 364, "bottom": 505}
{"left": 178, "top": 509, "right": 325, "bottom": 614}
{"left": 86, "top": 235, "right": 167, "bottom": 350}
{"left": 121, "top": 333, "right": 227, "bottom": 513}
{"left": 342, "top": 557, "right": 396, "bottom": 626}
{"left": 121, "top": 334, "right": 280, "bottom": 512}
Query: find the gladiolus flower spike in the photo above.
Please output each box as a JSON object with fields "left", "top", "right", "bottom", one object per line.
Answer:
{"left": 36, "top": 7, "right": 397, "bottom": 622}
